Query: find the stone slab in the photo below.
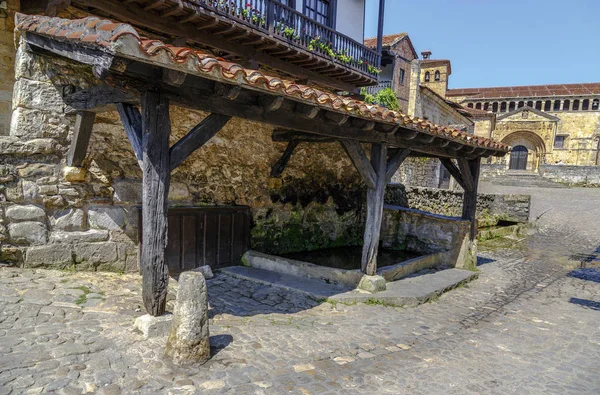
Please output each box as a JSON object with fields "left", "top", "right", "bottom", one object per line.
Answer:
{"left": 329, "top": 269, "right": 478, "bottom": 307}
{"left": 133, "top": 313, "right": 173, "bottom": 339}
{"left": 220, "top": 266, "right": 352, "bottom": 301}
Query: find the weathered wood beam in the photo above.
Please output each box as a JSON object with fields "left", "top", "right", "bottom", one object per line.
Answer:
{"left": 272, "top": 130, "right": 336, "bottom": 143}
{"left": 324, "top": 111, "right": 349, "bottom": 126}
{"left": 439, "top": 158, "right": 467, "bottom": 190}
{"left": 461, "top": 157, "right": 481, "bottom": 240}
{"left": 116, "top": 103, "right": 144, "bottom": 169}
{"left": 66, "top": 111, "right": 95, "bottom": 167}
{"left": 361, "top": 143, "right": 388, "bottom": 275}
{"left": 140, "top": 90, "right": 171, "bottom": 317}
{"left": 294, "top": 103, "right": 320, "bottom": 119}
{"left": 340, "top": 140, "right": 376, "bottom": 189}
{"left": 385, "top": 148, "right": 411, "bottom": 183}
{"left": 457, "top": 157, "right": 474, "bottom": 192}
{"left": 259, "top": 96, "right": 284, "bottom": 112}
{"left": 214, "top": 82, "right": 241, "bottom": 100}
{"left": 169, "top": 113, "right": 232, "bottom": 171}
{"left": 270, "top": 140, "right": 299, "bottom": 177}
{"left": 162, "top": 68, "right": 187, "bottom": 86}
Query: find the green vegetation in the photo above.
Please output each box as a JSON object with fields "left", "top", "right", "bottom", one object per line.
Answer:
{"left": 360, "top": 88, "right": 400, "bottom": 111}
{"left": 74, "top": 286, "right": 91, "bottom": 305}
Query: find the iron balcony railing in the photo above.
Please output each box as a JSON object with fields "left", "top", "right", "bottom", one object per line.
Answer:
{"left": 364, "top": 80, "right": 393, "bottom": 95}
{"left": 191, "top": 0, "right": 381, "bottom": 78}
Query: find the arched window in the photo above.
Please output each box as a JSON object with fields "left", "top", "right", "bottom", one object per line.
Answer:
{"left": 553, "top": 101, "right": 561, "bottom": 111}
{"left": 573, "top": 99, "right": 580, "bottom": 110}
{"left": 535, "top": 101, "right": 542, "bottom": 110}
{"left": 500, "top": 102, "right": 507, "bottom": 112}
{"left": 582, "top": 99, "right": 590, "bottom": 110}
{"left": 518, "top": 101, "right": 525, "bottom": 108}
{"left": 544, "top": 101, "right": 551, "bottom": 111}
{"left": 467, "top": 103, "right": 474, "bottom": 108}
{"left": 509, "top": 102, "right": 516, "bottom": 112}
{"left": 527, "top": 101, "right": 534, "bottom": 107}
{"left": 424, "top": 71, "right": 430, "bottom": 82}
{"left": 563, "top": 100, "right": 570, "bottom": 110}
{"left": 492, "top": 102, "right": 498, "bottom": 112}
{"left": 475, "top": 103, "right": 482, "bottom": 110}
{"left": 434, "top": 70, "right": 441, "bottom": 81}
{"left": 483, "top": 103, "right": 489, "bottom": 111}
{"left": 592, "top": 99, "right": 599, "bottom": 110}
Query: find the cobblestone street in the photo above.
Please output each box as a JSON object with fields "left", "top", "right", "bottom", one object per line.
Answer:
{"left": 1, "top": 187, "right": 600, "bottom": 394}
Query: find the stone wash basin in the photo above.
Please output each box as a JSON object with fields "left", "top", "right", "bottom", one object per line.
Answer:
{"left": 241, "top": 248, "right": 446, "bottom": 288}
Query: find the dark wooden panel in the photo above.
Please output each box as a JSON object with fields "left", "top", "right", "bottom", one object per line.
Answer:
{"left": 182, "top": 215, "right": 197, "bottom": 271}
{"left": 218, "top": 214, "right": 232, "bottom": 267}
{"left": 204, "top": 212, "right": 219, "bottom": 269}
{"left": 166, "top": 215, "right": 181, "bottom": 275}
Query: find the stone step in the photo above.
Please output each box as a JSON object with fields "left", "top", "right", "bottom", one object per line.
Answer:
{"left": 485, "top": 174, "right": 568, "bottom": 188}
{"left": 221, "top": 266, "right": 478, "bottom": 308}
{"left": 328, "top": 269, "right": 478, "bottom": 307}
{"left": 219, "top": 266, "right": 353, "bottom": 300}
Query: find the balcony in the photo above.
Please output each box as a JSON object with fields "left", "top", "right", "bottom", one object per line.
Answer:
{"left": 363, "top": 80, "right": 393, "bottom": 96}
{"left": 72, "top": 0, "right": 381, "bottom": 91}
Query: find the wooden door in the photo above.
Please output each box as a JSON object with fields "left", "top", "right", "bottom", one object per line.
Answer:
{"left": 140, "top": 207, "right": 251, "bottom": 275}
{"left": 509, "top": 145, "right": 528, "bottom": 170}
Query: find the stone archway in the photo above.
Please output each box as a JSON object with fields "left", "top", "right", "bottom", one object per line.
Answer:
{"left": 501, "top": 131, "right": 546, "bottom": 171}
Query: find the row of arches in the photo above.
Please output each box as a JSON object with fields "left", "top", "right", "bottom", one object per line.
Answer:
{"left": 466, "top": 98, "right": 600, "bottom": 113}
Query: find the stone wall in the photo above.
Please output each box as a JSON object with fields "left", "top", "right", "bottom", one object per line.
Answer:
{"left": 0, "top": 1, "right": 19, "bottom": 136}
{"left": 539, "top": 165, "right": 600, "bottom": 187}
{"left": 386, "top": 184, "right": 531, "bottom": 226}
{"left": 391, "top": 158, "right": 441, "bottom": 188}
{"left": 0, "top": 39, "right": 366, "bottom": 270}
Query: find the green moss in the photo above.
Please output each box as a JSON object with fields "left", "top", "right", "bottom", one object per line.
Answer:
{"left": 73, "top": 286, "right": 91, "bottom": 305}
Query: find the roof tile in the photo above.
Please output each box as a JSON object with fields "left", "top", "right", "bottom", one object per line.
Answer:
{"left": 15, "top": 13, "right": 509, "bottom": 153}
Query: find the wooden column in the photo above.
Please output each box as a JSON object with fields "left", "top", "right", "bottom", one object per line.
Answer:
{"left": 66, "top": 111, "right": 96, "bottom": 167}
{"left": 362, "top": 143, "right": 387, "bottom": 275}
{"left": 140, "top": 91, "right": 172, "bottom": 316}
{"left": 458, "top": 157, "right": 481, "bottom": 240}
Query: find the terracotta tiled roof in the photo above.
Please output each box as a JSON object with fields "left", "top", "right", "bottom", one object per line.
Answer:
{"left": 460, "top": 106, "right": 494, "bottom": 117}
{"left": 447, "top": 83, "right": 600, "bottom": 99}
{"left": 15, "top": 14, "right": 509, "bottom": 153}
{"left": 364, "top": 33, "right": 408, "bottom": 49}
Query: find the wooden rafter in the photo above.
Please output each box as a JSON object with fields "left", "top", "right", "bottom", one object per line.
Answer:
{"left": 270, "top": 140, "right": 299, "bottom": 177}
{"left": 66, "top": 111, "right": 95, "bottom": 167}
{"left": 385, "top": 148, "right": 411, "bottom": 183}
{"left": 340, "top": 140, "right": 376, "bottom": 189}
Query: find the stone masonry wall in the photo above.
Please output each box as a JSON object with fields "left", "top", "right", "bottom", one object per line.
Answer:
{"left": 0, "top": 39, "right": 365, "bottom": 270}
{"left": 391, "top": 158, "right": 441, "bottom": 188}
{"left": 386, "top": 185, "right": 531, "bottom": 227}
{"left": 539, "top": 165, "right": 600, "bottom": 187}
{"left": 0, "top": 1, "right": 19, "bottom": 136}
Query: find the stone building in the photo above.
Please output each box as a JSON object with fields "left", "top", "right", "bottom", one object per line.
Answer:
{"left": 447, "top": 84, "right": 600, "bottom": 173}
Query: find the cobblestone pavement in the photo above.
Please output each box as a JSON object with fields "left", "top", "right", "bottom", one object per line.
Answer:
{"left": 1, "top": 196, "right": 600, "bottom": 393}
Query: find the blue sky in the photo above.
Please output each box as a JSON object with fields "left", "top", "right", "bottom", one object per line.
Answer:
{"left": 364, "top": 0, "right": 600, "bottom": 89}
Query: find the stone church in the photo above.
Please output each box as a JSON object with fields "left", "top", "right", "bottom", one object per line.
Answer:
{"left": 447, "top": 84, "right": 600, "bottom": 180}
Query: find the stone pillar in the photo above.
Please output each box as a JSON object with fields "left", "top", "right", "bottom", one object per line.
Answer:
{"left": 165, "top": 271, "right": 210, "bottom": 366}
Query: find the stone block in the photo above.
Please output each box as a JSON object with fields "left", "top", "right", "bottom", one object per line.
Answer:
{"left": 0, "top": 137, "right": 57, "bottom": 156}
{"left": 50, "top": 208, "right": 84, "bottom": 231}
{"left": 192, "top": 265, "right": 214, "bottom": 279}
{"left": 88, "top": 207, "right": 125, "bottom": 230}
{"left": 357, "top": 275, "right": 387, "bottom": 293}
{"left": 113, "top": 179, "right": 142, "bottom": 204}
{"left": 165, "top": 272, "right": 210, "bottom": 365}
{"left": 8, "top": 221, "right": 47, "bottom": 245}
{"left": 62, "top": 167, "right": 86, "bottom": 182}
{"left": 17, "top": 163, "right": 55, "bottom": 178}
{"left": 49, "top": 229, "right": 109, "bottom": 244}
{"left": 24, "top": 245, "right": 74, "bottom": 268}
{"left": 12, "top": 79, "right": 65, "bottom": 113}
{"left": 134, "top": 313, "right": 173, "bottom": 339}
{"left": 5, "top": 204, "right": 46, "bottom": 222}
{"left": 168, "top": 182, "right": 190, "bottom": 201}
{"left": 73, "top": 242, "right": 118, "bottom": 265}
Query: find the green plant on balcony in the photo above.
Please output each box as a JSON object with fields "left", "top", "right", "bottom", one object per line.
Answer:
{"left": 241, "top": 3, "right": 265, "bottom": 26}
{"left": 275, "top": 22, "right": 299, "bottom": 40}
{"left": 360, "top": 87, "right": 399, "bottom": 111}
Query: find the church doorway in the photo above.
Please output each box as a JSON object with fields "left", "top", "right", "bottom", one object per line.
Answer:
{"left": 509, "top": 145, "right": 528, "bottom": 170}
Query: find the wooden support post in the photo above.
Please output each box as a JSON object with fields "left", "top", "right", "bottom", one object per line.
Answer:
{"left": 340, "top": 140, "right": 376, "bottom": 189}
{"left": 116, "top": 103, "right": 143, "bottom": 169}
{"left": 66, "top": 111, "right": 95, "bottom": 167}
{"left": 169, "top": 113, "right": 232, "bottom": 171}
{"left": 459, "top": 157, "right": 481, "bottom": 240}
{"left": 440, "top": 158, "right": 467, "bottom": 190}
{"left": 140, "top": 91, "right": 172, "bottom": 317}
{"left": 385, "top": 149, "right": 411, "bottom": 183}
{"left": 362, "top": 143, "right": 387, "bottom": 275}
{"left": 270, "top": 140, "right": 299, "bottom": 177}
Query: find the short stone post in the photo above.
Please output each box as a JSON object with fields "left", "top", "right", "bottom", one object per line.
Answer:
{"left": 165, "top": 271, "right": 210, "bottom": 365}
